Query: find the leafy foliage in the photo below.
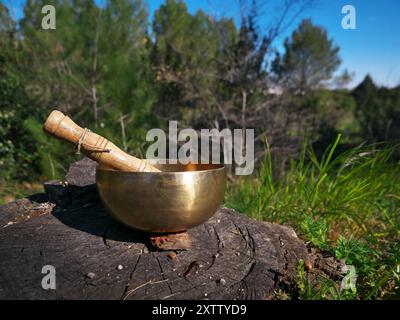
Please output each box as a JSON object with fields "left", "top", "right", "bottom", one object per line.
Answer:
{"left": 0, "top": 3, "right": 45, "bottom": 181}
{"left": 353, "top": 75, "right": 400, "bottom": 144}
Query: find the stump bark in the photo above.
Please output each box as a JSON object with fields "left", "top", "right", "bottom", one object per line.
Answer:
{"left": 0, "top": 158, "right": 343, "bottom": 300}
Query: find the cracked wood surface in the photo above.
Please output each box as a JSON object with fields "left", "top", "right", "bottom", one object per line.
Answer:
{"left": 0, "top": 158, "right": 335, "bottom": 300}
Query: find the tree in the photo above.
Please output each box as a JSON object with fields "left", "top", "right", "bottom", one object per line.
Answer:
{"left": 151, "top": 0, "right": 237, "bottom": 128}
{"left": 272, "top": 18, "right": 341, "bottom": 93}
{"left": 151, "top": 1, "right": 320, "bottom": 168}
{"left": 20, "top": 0, "right": 155, "bottom": 153}
{"left": 98, "top": 0, "right": 157, "bottom": 153}
{"left": 333, "top": 69, "right": 354, "bottom": 89}
{"left": 216, "top": 7, "right": 270, "bottom": 130}
{"left": 0, "top": 3, "right": 46, "bottom": 180}
{"left": 353, "top": 75, "right": 400, "bottom": 143}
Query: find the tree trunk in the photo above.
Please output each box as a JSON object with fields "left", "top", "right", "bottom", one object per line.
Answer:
{"left": 0, "top": 158, "right": 344, "bottom": 300}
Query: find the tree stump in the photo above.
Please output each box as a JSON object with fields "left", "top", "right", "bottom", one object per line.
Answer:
{"left": 0, "top": 158, "right": 343, "bottom": 300}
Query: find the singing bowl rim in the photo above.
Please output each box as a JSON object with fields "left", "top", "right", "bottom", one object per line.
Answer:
{"left": 95, "top": 162, "right": 227, "bottom": 233}
{"left": 96, "top": 162, "right": 226, "bottom": 173}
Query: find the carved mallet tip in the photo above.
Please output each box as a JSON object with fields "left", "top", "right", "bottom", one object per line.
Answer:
{"left": 43, "top": 110, "right": 66, "bottom": 135}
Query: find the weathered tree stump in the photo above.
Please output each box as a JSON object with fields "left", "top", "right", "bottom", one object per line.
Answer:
{"left": 0, "top": 158, "right": 343, "bottom": 300}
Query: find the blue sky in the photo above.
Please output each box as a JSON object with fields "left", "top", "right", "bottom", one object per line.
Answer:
{"left": 3, "top": 0, "right": 400, "bottom": 88}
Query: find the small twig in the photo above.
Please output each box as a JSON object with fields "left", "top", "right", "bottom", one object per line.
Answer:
{"left": 161, "top": 292, "right": 179, "bottom": 299}
{"left": 122, "top": 279, "right": 169, "bottom": 300}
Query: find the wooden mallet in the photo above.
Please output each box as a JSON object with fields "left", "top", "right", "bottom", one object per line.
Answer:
{"left": 43, "top": 110, "right": 161, "bottom": 172}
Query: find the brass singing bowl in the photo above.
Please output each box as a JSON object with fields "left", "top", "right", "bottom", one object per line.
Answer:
{"left": 96, "top": 163, "right": 226, "bottom": 233}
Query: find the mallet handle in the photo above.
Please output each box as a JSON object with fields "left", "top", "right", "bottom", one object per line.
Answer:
{"left": 43, "top": 110, "right": 160, "bottom": 172}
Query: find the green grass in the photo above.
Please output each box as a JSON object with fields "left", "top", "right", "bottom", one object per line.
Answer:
{"left": 0, "top": 181, "right": 43, "bottom": 205}
{"left": 226, "top": 135, "right": 400, "bottom": 299}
